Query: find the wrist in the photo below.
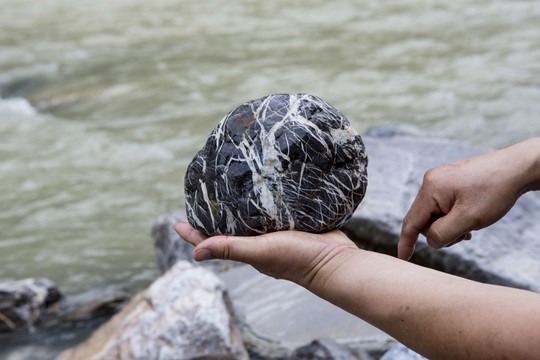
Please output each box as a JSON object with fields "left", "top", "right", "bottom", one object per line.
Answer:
{"left": 512, "top": 137, "right": 540, "bottom": 194}
{"left": 299, "top": 244, "right": 362, "bottom": 297}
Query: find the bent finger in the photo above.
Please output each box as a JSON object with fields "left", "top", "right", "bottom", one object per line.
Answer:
{"left": 428, "top": 209, "right": 477, "bottom": 249}
{"left": 399, "top": 202, "right": 442, "bottom": 260}
{"left": 443, "top": 232, "right": 473, "bottom": 248}
{"left": 399, "top": 180, "right": 448, "bottom": 260}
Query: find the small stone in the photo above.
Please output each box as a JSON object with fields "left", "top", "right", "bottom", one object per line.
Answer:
{"left": 0, "top": 278, "right": 63, "bottom": 333}
{"left": 185, "top": 94, "right": 368, "bottom": 236}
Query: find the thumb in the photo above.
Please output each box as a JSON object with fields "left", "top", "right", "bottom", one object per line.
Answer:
{"left": 427, "top": 208, "right": 476, "bottom": 249}
{"left": 192, "top": 234, "right": 269, "bottom": 263}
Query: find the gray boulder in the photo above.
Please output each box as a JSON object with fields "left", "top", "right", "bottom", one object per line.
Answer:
{"left": 61, "top": 285, "right": 131, "bottom": 323}
{"left": 57, "top": 261, "right": 248, "bottom": 360}
{"left": 219, "top": 264, "right": 393, "bottom": 357}
{"left": 289, "top": 339, "right": 373, "bottom": 360}
{"left": 380, "top": 344, "right": 426, "bottom": 360}
{"left": 151, "top": 126, "right": 540, "bottom": 359}
{"left": 0, "top": 278, "right": 63, "bottom": 333}
{"left": 343, "top": 126, "right": 540, "bottom": 291}
{"left": 151, "top": 215, "right": 394, "bottom": 357}
{"left": 152, "top": 212, "right": 194, "bottom": 273}
{"left": 152, "top": 212, "right": 241, "bottom": 274}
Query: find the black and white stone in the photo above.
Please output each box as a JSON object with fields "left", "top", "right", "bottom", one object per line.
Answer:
{"left": 0, "top": 278, "right": 63, "bottom": 333}
{"left": 185, "top": 94, "right": 368, "bottom": 236}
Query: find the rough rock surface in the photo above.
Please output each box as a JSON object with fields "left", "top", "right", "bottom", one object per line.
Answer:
{"left": 219, "top": 264, "right": 393, "bottom": 356}
{"left": 154, "top": 126, "right": 540, "bottom": 359}
{"left": 57, "top": 261, "right": 248, "bottom": 360}
{"left": 152, "top": 212, "right": 241, "bottom": 274}
{"left": 380, "top": 344, "right": 426, "bottom": 360}
{"left": 152, "top": 212, "right": 194, "bottom": 273}
{"left": 343, "top": 126, "right": 540, "bottom": 292}
{"left": 185, "top": 93, "right": 368, "bottom": 236}
{"left": 61, "top": 285, "right": 131, "bottom": 323}
{"left": 0, "top": 278, "right": 63, "bottom": 333}
{"left": 150, "top": 214, "right": 394, "bottom": 357}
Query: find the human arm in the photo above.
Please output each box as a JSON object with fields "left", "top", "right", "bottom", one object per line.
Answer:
{"left": 176, "top": 223, "right": 540, "bottom": 360}
{"left": 399, "top": 137, "right": 540, "bottom": 261}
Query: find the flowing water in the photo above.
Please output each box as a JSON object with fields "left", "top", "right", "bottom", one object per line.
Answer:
{"left": 1, "top": 0, "right": 539, "bottom": 358}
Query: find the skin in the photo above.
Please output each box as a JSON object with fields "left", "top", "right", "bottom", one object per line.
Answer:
{"left": 399, "top": 137, "right": 540, "bottom": 260}
{"left": 176, "top": 136, "right": 540, "bottom": 360}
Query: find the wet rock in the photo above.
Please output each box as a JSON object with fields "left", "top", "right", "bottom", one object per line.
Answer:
{"left": 152, "top": 212, "right": 194, "bottom": 273}
{"left": 219, "top": 264, "right": 393, "bottom": 356}
{"left": 57, "top": 261, "right": 248, "bottom": 360}
{"left": 150, "top": 215, "right": 393, "bottom": 357}
{"left": 152, "top": 212, "right": 241, "bottom": 274}
{"left": 61, "top": 285, "right": 131, "bottom": 322}
{"left": 185, "top": 93, "right": 368, "bottom": 236}
{"left": 343, "top": 126, "right": 540, "bottom": 291}
{"left": 0, "top": 278, "right": 63, "bottom": 333}
{"left": 380, "top": 344, "right": 426, "bottom": 360}
{"left": 290, "top": 339, "right": 373, "bottom": 360}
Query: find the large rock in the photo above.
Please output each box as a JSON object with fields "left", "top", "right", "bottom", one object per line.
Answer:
{"left": 150, "top": 214, "right": 394, "bottom": 358}
{"left": 343, "top": 126, "right": 540, "bottom": 291}
{"left": 0, "top": 278, "right": 63, "bottom": 333}
{"left": 219, "top": 264, "right": 393, "bottom": 357}
{"left": 61, "top": 285, "right": 131, "bottom": 323}
{"left": 57, "top": 261, "right": 248, "bottom": 360}
{"left": 185, "top": 93, "right": 368, "bottom": 236}
{"left": 152, "top": 212, "right": 241, "bottom": 274}
{"left": 152, "top": 212, "right": 194, "bottom": 273}
{"left": 153, "top": 126, "right": 540, "bottom": 359}
{"left": 380, "top": 343, "right": 426, "bottom": 360}
{"left": 289, "top": 338, "right": 373, "bottom": 360}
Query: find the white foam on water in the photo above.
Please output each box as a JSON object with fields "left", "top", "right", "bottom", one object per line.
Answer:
{"left": 0, "top": 96, "right": 37, "bottom": 116}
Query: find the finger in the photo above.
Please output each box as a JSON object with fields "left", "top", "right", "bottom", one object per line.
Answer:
{"left": 193, "top": 233, "right": 271, "bottom": 263}
{"left": 443, "top": 232, "right": 473, "bottom": 248}
{"left": 399, "top": 196, "right": 441, "bottom": 260}
{"left": 419, "top": 213, "right": 446, "bottom": 238}
{"left": 174, "top": 222, "right": 208, "bottom": 246}
{"left": 398, "top": 235, "right": 417, "bottom": 261}
{"left": 428, "top": 209, "right": 477, "bottom": 249}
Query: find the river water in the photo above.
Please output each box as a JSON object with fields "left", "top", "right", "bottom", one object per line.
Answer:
{"left": 1, "top": 0, "right": 539, "bottom": 358}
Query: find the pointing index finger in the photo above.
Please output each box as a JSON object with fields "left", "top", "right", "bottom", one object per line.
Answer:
{"left": 399, "top": 191, "right": 442, "bottom": 260}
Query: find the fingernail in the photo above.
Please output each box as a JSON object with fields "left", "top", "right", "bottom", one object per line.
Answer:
{"left": 426, "top": 235, "right": 442, "bottom": 249}
{"left": 444, "top": 240, "right": 456, "bottom": 248}
{"left": 195, "top": 249, "right": 212, "bottom": 261}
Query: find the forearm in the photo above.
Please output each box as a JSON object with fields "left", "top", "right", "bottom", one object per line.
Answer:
{"left": 509, "top": 137, "right": 540, "bottom": 193}
{"left": 306, "top": 249, "right": 540, "bottom": 360}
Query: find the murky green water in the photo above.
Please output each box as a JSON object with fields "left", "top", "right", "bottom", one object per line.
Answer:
{"left": 1, "top": 0, "right": 539, "bottom": 357}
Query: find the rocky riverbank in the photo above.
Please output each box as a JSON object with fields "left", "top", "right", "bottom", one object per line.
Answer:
{"left": 3, "top": 127, "right": 539, "bottom": 359}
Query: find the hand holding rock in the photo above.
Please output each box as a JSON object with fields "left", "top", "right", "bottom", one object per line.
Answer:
{"left": 174, "top": 222, "right": 357, "bottom": 288}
